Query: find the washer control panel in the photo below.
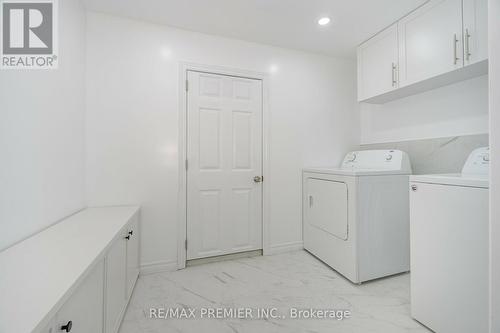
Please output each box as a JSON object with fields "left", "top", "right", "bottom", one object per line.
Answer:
{"left": 462, "top": 147, "right": 490, "bottom": 176}
{"left": 341, "top": 150, "right": 412, "bottom": 173}
{"left": 345, "top": 152, "right": 357, "bottom": 162}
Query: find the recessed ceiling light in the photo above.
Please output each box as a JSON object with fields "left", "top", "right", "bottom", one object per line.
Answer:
{"left": 318, "top": 17, "right": 331, "bottom": 26}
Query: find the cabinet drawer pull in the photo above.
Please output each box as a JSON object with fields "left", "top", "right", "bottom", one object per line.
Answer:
{"left": 453, "top": 33, "right": 459, "bottom": 65}
{"left": 391, "top": 63, "right": 397, "bottom": 87}
{"left": 465, "top": 28, "right": 471, "bottom": 61}
{"left": 128, "top": 230, "right": 133, "bottom": 236}
{"left": 61, "top": 321, "right": 72, "bottom": 332}
{"left": 125, "top": 235, "right": 130, "bottom": 240}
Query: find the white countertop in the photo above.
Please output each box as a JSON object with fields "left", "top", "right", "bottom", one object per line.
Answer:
{"left": 0, "top": 206, "right": 140, "bottom": 333}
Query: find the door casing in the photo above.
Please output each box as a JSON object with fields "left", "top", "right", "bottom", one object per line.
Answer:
{"left": 177, "top": 62, "right": 271, "bottom": 269}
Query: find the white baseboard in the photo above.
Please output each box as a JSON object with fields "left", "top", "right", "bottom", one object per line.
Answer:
{"left": 140, "top": 260, "right": 177, "bottom": 276}
{"left": 140, "top": 243, "right": 304, "bottom": 275}
{"left": 265, "top": 241, "right": 304, "bottom": 255}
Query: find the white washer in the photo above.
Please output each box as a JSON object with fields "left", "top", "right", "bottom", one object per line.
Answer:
{"left": 303, "top": 150, "right": 412, "bottom": 284}
{"left": 410, "top": 147, "right": 489, "bottom": 333}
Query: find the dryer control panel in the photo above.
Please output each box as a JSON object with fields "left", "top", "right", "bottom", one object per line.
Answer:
{"left": 341, "top": 150, "right": 412, "bottom": 173}
{"left": 462, "top": 147, "right": 490, "bottom": 176}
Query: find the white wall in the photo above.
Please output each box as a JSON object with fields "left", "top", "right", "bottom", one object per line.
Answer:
{"left": 0, "top": 0, "right": 86, "bottom": 251}
{"left": 85, "top": 12, "right": 359, "bottom": 270}
{"left": 489, "top": 1, "right": 500, "bottom": 332}
{"left": 360, "top": 75, "right": 489, "bottom": 144}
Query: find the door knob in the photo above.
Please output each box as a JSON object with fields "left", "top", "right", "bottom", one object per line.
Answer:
{"left": 253, "top": 176, "right": 263, "bottom": 183}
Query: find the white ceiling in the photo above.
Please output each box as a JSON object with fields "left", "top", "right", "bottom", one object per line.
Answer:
{"left": 82, "top": 0, "right": 427, "bottom": 58}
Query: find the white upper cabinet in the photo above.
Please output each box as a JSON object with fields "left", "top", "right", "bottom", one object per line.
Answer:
{"left": 357, "top": 24, "right": 399, "bottom": 101}
{"left": 463, "top": 0, "right": 488, "bottom": 65}
{"left": 358, "top": 0, "right": 488, "bottom": 103}
{"left": 398, "top": 0, "right": 463, "bottom": 87}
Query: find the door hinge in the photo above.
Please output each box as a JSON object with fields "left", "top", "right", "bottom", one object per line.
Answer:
{"left": 185, "top": 239, "right": 188, "bottom": 250}
{"left": 185, "top": 80, "right": 189, "bottom": 92}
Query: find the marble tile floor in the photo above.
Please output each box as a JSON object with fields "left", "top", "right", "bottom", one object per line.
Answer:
{"left": 119, "top": 250, "right": 430, "bottom": 333}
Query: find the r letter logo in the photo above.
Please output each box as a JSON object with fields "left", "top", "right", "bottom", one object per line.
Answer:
{"left": 1, "top": 0, "right": 58, "bottom": 69}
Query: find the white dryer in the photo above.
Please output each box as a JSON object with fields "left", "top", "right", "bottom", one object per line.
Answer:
{"left": 303, "top": 150, "right": 412, "bottom": 284}
{"left": 410, "top": 147, "right": 489, "bottom": 333}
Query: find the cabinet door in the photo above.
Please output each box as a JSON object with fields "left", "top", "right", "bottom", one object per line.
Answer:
{"left": 357, "top": 23, "right": 399, "bottom": 101}
{"left": 463, "top": 0, "right": 488, "bottom": 65}
{"left": 398, "top": 0, "right": 463, "bottom": 86}
{"left": 126, "top": 216, "right": 139, "bottom": 298}
{"left": 55, "top": 261, "right": 104, "bottom": 333}
{"left": 105, "top": 233, "right": 127, "bottom": 333}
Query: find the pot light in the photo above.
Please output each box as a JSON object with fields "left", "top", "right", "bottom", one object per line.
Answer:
{"left": 318, "top": 17, "right": 331, "bottom": 26}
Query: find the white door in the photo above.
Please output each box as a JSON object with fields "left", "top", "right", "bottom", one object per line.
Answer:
{"left": 306, "top": 178, "right": 348, "bottom": 240}
{"left": 463, "top": 0, "right": 488, "bottom": 66}
{"left": 186, "top": 71, "right": 263, "bottom": 260}
{"left": 398, "top": 0, "right": 463, "bottom": 86}
{"left": 357, "top": 23, "right": 399, "bottom": 101}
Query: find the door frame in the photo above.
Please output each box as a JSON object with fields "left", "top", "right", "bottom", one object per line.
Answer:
{"left": 177, "top": 62, "right": 271, "bottom": 269}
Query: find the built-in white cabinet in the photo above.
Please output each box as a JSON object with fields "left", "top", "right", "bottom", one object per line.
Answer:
{"left": 358, "top": 0, "right": 488, "bottom": 103}
{"left": 3, "top": 207, "right": 141, "bottom": 333}
{"left": 398, "top": 0, "right": 464, "bottom": 86}
{"left": 55, "top": 261, "right": 105, "bottom": 333}
{"left": 463, "top": 0, "right": 488, "bottom": 65}
{"left": 357, "top": 23, "right": 399, "bottom": 101}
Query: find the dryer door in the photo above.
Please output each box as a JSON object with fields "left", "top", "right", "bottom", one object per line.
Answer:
{"left": 306, "top": 178, "right": 348, "bottom": 240}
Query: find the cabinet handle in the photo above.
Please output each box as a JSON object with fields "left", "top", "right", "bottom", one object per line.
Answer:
{"left": 128, "top": 230, "right": 133, "bottom": 236}
{"left": 465, "top": 28, "right": 471, "bottom": 61}
{"left": 309, "top": 195, "right": 313, "bottom": 207}
{"left": 453, "top": 33, "right": 459, "bottom": 65}
{"left": 391, "top": 63, "right": 397, "bottom": 87}
{"left": 125, "top": 235, "right": 130, "bottom": 240}
{"left": 61, "top": 321, "right": 72, "bottom": 332}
